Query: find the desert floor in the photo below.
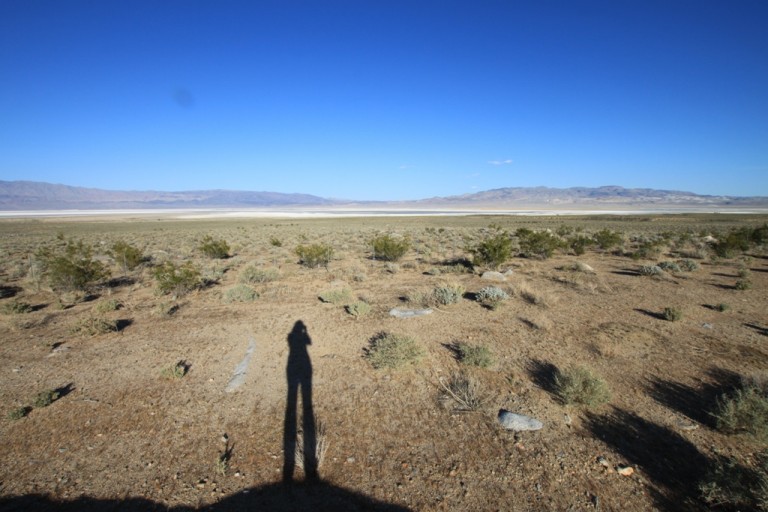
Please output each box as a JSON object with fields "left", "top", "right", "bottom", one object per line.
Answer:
{"left": 0, "top": 213, "right": 766, "bottom": 511}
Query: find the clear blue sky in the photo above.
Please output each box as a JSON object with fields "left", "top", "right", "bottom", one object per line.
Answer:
{"left": 1, "top": 1, "right": 767, "bottom": 200}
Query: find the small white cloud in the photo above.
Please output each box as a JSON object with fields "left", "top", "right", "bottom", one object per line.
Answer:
{"left": 469, "top": 172, "right": 480, "bottom": 177}
{"left": 488, "top": 159, "right": 513, "bottom": 165}
{"left": 399, "top": 164, "right": 414, "bottom": 170}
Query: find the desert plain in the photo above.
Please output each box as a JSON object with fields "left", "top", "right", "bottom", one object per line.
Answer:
{"left": 0, "top": 212, "right": 767, "bottom": 511}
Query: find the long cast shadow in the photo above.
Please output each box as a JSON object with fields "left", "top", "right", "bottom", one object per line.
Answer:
{"left": 283, "top": 320, "right": 318, "bottom": 484}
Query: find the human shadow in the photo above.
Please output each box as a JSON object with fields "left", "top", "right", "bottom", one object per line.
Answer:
{"left": 585, "top": 407, "right": 710, "bottom": 510}
{"left": 283, "top": 320, "right": 318, "bottom": 484}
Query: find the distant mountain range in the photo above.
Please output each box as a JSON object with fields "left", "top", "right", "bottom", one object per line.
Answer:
{"left": 1, "top": 180, "right": 766, "bottom": 210}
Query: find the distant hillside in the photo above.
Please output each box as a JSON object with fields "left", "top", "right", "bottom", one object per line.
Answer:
{"left": 1, "top": 181, "right": 766, "bottom": 210}
{"left": 414, "top": 186, "right": 768, "bottom": 207}
{"left": 0, "top": 181, "right": 336, "bottom": 209}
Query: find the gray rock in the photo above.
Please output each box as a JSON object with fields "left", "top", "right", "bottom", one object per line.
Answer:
{"left": 389, "top": 308, "right": 433, "bottom": 318}
{"left": 498, "top": 410, "right": 543, "bottom": 431}
{"left": 481, "top": 271, "right": 507, "bottom": 282}
{"left": 225, "top": 337, "right": 256, "bottom": 392}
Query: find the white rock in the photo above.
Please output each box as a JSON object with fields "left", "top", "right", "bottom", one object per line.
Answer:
{"left": 389, "top": 308, "right": 433, "bottom": 318}
{"left": 481, "top": 271, "right": 507, "bottom": 282}
{"left": 497, "top": 410, "right": 543, "bottom": 431}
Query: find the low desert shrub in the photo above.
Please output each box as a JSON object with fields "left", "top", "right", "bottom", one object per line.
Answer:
{"left": 432, "top": 283, "right": 465, "bottom": 306}
{"left": 455, "top": 342, "right": 494, "bottom": 368}
{"left": 198, "top": 236, "right": 230, "bottom": 259}
{"left": 678, "top": 259, "right": 700, "bottom": 272}
{"left": 162, "top": 361, "right": 189, "bottom": 379}
{"left": 239, "top": 266, "right": 279, "bottom": 284}
{"left": 318, "top": 288, "right": 352, "bottom": 305}
{"left": 517, "top": 229, "right": 562, "bottom": 259}
{"left": 110, "top": 241, "right": 144, "bottom": 272}
{"left": 700, "top": 451, "right": 768, "bottom": 511}
{"left": 469, "top": 233, "right": 512, "bottom": 269}
{"left": 475, "top": 286, "right": 509, "bottom": 309}
{"left": 439, "top": 372, "right": 488, "bottom": 411}
{"left": 638, "top": 265, "right": 664, "bottom": 277}
{"left": 365, "top": 332, "right": 424, "bottom": 369}
{"left": 33, "top": 389, "right": 60, "bottom": 408}
{"left": 223, "top": 284, "right": 259, "bottom": 303}
{"left": 71, "top": 315, "right": 118, "bottom": 336}
{"left": 663, "top": 307, "right": 682, "bottom": 322}
{"left": 269, "top": 237, "right": 283, "bottom": 247}
{"left": 1, "top": 300, "right": 33, "bottom": 314}
{"left": 36, "top": 239, "right": 109, "bottom": 292}
{"left": 735, "top": 279, "right": 752, "bottom": 291}
{"left": 592, "top": 229, "right": 623, "bottom": 250}
{"left": 554, "top": 366, "right": 610, "bottom": 407}
{"left": 93, "top": 298, "right": 121, "bottom": 314}
{"left": 568, "top": 235, "right": 595, "bottom": 256}
{"left": 371, "top": 234, "right": 410, "bottom": 262}
{"left": 714, "top": 385, "right": 768, "bottom": 441}
{"left": 295, "top": 244, "right": 333, "bottom": 268}
{"left": 658, "top": 261, "right": 682, "bottom": 273}
{"left": 345, "top": 301, "right": 371, "bottom": 319}
{"left": 715, "top": 303, "right": 730, "bottom": 312}
{"left": 7, "top": 406, "right": 30, "bottom": 420}
{"left": 152, "top": 261, "right": 202, "bottom": 296}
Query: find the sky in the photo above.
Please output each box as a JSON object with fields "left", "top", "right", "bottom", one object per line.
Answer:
{"left": 1, "top": 1, "right": 767, "bottom": 201}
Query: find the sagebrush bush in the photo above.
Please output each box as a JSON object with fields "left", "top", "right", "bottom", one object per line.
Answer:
{"left": 295, "top": 244, "right": 333, "bottom": 268}
{"left": 475, "top": 286, "right": 508, "bottom": 309}
{"left": 36, "top": 239, "right": 109, "bottom": 292}
{"left": 33, "top": 389, "right": 60, "bottom": 408}
{"left": 7, "top": 406, "right": 30, "bottom": 420}
{"left": 440, "top": 372, "right": 488, "bottom": 411}
{"left": 1, "top": 300, "right": 32, "bottom": 314}
{"left": 735, "top": 279, "right": 752, "bottom": 291}
{"left": 93, "top": 299, "right": 121, "bottom": 314}
{"left": 554, "top": 366, "right": 611, "bottom": 407}
{"left": 318, "top": 288, "right": 352, "bottom": 305}
{"left": 432, "top": 283, "right": 465, "bottom": 305}
{"left": 455, "top": 342, "right": 494, "bottom": 368}
{"left": 700, "top": 451, "right": 768, "bottom": 511}
{"left": 678, "top": 259, "right": 700, "bottom": 271}
{"left": 470, "top": 233, "right": 512, "bottom": 269}
{"left": 714, "top": 386, "right": 768, "bottom": 441}
{"left": 224, "top": 284, "right": 259, "bottom": 303}
{"left": 365, "top": 333, "right": 424, "bottom": 369}
{"left": 592, "top": 229, "right": 623, "bottom": 250}
{"left": 568, "top": 235, "right": 595, "bottom": 255}
{"left": 239, "top": 266, "right": 279, "bottom": 284}
{"left": 638, "top": 265, "right": 664, "bottom": 276}
{"left": 110, "top": 241, "right": 144, "bottom": 272}
{"left": 371, "top": 234, "right": 410, "bottom": 262}
{"left": 198, "top": 236, "right": 230, "bottom": 259}
{"left": 162, "top": 361, "right": 189, "bottom": 379}
{"left": 345, "top": 301, "right": 371, "bottom": 319}
{"left": 663, "top": 307, "right": 682, "bottom": 321}
{"left": 152, "top": 261, "right": 202, "bottom": 296}
{"left": 71, "top": 315, "right": 118, "bottom": 336}
{"left": 658, "top": 261, "right": 682, "bottom": 273}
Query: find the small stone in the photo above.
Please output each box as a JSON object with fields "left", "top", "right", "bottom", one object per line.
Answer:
{"left": 702, "top": 323, "right": 713, "bottom": 329}
{"left": 389, "top": 308, "right": 433, "bottom": 318}
{"left": 498, "top": 410, "right": 543, "bottom": 432}
{"left": 597, "top": 456, "right": 609, "bottom": 468}
{"left": 346, "top": 457, "right": 355, "bottom": 463}
{"left": 616, "top": 465, "right": 634, "bottom": 476}
{"left": 481, "top": 271, "right": 506, "bottom": 282}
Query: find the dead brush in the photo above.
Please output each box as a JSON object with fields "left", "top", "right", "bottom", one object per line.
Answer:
{"left": 439, "top": 372, "right": 489, "bottom": 412}
{"left": 296, "top": 417, "right": 329, "bottom": 472}
{"left": 514, "top": 281, "right": 554, "bottom": 307}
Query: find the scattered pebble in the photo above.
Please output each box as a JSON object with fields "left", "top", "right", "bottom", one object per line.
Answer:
{"left": 597, "top": 456, "right": 609, "bottom": 468}
{"left": 617, "top": 465, "right": 634, "bottom": 476}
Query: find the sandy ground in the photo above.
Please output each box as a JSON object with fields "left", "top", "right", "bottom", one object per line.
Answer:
{"left": 0, "top": 215, "right": 766, "bottom": 511}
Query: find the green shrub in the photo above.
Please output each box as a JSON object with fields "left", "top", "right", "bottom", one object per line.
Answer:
{"left": 455, "top": 342, "right": 493, "bottom": 368}
{"left": 269, "top": 237, "right": 283, "bottom": 247}
{"left": 663, "top": 307, "right": 682, "bottom": 321}
{"left": 568, "top": 235, "right": 595, "bottom": 256}
{"left": 93, "top": 299, "right": 121, "bottom": 314}
{"left": 1, "top": 300, "right": 33, "bottom": 314}
{"left": 198, "top": 236, "right": 230, "bottom": 259}
{"left": 365, "top": 333, "right": 424, "bottom": 369}
{"left": 700, "top": 451, "right": 768, "bottom": 511}
{"left": 638, "top": 265, "right": 664, "bottom": 276}
{"left": 371, "top": 234, "right": 410, "bottom": 262}
{"left": 33, "top": 389, "right": 60, "bottom": 408}
{"left": 36, "top": 239, "right": 109, "bottom": 292}
{"left": 239, "top": 266, "right": 279, "bottom": 284}
{"left": 469, "top": 233, "right": 512, "bottom": 269}
{"left": 630, "top": 239, "right": 665, "bottom": 260}
{"left": 223, "top": 284, "right": 259, "bottom": 303}
{"left": 658, "top": 261, "right": 682, "bottom": 273}
{"left": 554, "top": 366, "right": 610, "bottom": 407}
{"left": 714, "top": 386, "right": 768, "bottom": 441}
{"left": 345, "top": 301, "right": 371, "bottom": 319}
{"left": 592, "top": 229, "right": 623, "bottom": 250}
{"left": 735, "top": 279, "right": 753, "bottom": 291}
{"left": 71, "top": 315, "right": 118, "bottom": 336}
{"left": 7, "top": 406, "right": 30, "bottom": 420}
{"left": 517, "top": 230, "right": 562, "bottom": 259}
{"left": 318, "top": 288, "right": 352, "bottom": 305}
{"left": 152, "top": 261, "right": 202, "bottom": 296}
{"left": 110, "top": 241, "right": 144, "bottom": 272}
{"left": 715, "top": 303, "right": 730, "bottom": 312}
{"left": 677, "top": 259, "right": 700, "bottom": 271}
{"left": 162, "top": 361, "right": 189, "bottom": 379}
{"left": 295, "top": 243, "right": 333, "bottom": 268}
